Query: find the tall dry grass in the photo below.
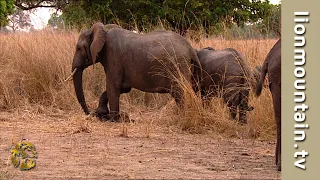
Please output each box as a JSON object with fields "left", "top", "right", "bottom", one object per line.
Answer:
{"left": 0, "top": 30, "right": 278, "bottom": 140}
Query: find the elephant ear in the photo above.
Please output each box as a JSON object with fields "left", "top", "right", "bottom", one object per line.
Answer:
{"left": 90, "top": 22, "right": 106, "bottom": 65}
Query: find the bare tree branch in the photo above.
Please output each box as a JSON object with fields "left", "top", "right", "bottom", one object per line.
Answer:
{"left": 14, "top": 0, "right": 68, "bottom": 11}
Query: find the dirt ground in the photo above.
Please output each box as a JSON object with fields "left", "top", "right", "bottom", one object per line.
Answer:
{"left": 0, "top": 109, "right": 280, "bottom": 180}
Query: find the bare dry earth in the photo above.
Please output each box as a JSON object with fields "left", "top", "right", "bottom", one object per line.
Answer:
{"left": 0, "top": 109, "right": 280, "bottom": 180}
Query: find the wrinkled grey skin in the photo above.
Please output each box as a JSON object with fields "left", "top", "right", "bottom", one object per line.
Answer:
{"left": 256, "top": 39, "right": 281, "bottom": 171}
{"left": 196, "top": 47, "right": 254, "bottom": 123}
{"left": 71, "top": 22, "right": 201, "bottom": 121}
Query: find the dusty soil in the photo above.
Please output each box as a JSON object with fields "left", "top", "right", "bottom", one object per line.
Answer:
{"left": 0, "top": 110, "right": 280, "bottom": 180}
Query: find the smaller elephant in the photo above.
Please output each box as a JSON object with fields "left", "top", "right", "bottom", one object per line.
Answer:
{"left": 255, "top": 39, "right": 281, "bottom": 171}
{"left": 195, "top": 47, "right": 254, "bottom": 123}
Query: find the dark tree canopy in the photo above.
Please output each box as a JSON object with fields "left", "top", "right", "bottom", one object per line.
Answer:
{"left": 61, "top": 0, "right": 280, "bottom": 37}
{"left": 0, "top": 0, "right": 280, "bottom": 37}
{"left": 14, "top": 0, "right": 67, "bottom": 10}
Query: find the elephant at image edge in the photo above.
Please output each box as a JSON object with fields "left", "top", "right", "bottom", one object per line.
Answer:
{"left": 69, "top": 22, "right": 201, "bottom": 121}
{"left": 255, "top": 39, "right": 281, "bottom": 171}
{"left": 195, "top": 47, "right": 255, "bottom": 123}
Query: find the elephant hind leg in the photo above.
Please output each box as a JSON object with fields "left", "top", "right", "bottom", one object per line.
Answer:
{"left": 95, "top": 88, "right": 132, "bottom": 121}
{"left": 171, "top": 90, "right": 184, "bottom": 109}
{"left": 170, "top": 83, "right": 185, "bottom": 109}
{"left": 95, "top": 91, "right": 110, "bottom": 118}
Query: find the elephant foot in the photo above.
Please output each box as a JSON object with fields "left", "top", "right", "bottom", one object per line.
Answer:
{"left": 95, "top": 112, "right": 133, "bottom": 123}
{"left": 276, "top": 158, "right": 281, "bottom": 171}
{"left": 97, "top": 114, "right": 120, "bottom": 122}
{"left": 95, "top": 107, "right": 110, "bottom": 116}
{"left": 92, "top": 112, "right": 112, "bottom": 121}
{"left": 277, "top": 164, "right": 281, "bottom": 171}
{"left": 238, "top": 121, "right": 247, "bottom": 125}
{"left": 229, "top": 113, "right": 237, "bottom": 120}
{"left": 93, "top": 106, "right": 111, "bottom": 120}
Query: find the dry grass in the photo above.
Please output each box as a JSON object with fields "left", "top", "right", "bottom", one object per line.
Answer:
{"left": 0, "top": 30, "right": 278, "bottom": 140}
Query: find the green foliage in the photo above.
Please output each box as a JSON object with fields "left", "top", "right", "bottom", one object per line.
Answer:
{"left": 3, "top": 0, "right": 280, "bottom": 37}
{"left": 48, "top": 12, "right": 64, "bottom": 29}
{"left": 60, "top": 0, "right": 113, "bottom": 30}
{"left": 0, "top": 0, "right": 15, "bottom": 26}
{"left": 258, "top": 4, "right": 281, "bottom": 37}
{"left": 54, "top": 0, "right": 280, "bottom": 37}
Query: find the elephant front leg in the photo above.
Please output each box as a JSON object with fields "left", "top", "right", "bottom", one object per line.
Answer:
{"left": 224, "top": 92, "right": 238, "bottom": 121}
{"left": 276, "top": 119, "right": 281, "bottom": 171}
{"left": 238, "top": 90, "right": 251, "bottom": 124}
{"left": 228, "top": 106, "right": 237, "bottom": 120}
{"left": 107, "top": 87, "right": 121, "bottom": 122}
{"left": 95, "top": 91, "right": 110, "bottom": 119}
{"left": 272, "top": 87, "right": 281, "bottom": 171}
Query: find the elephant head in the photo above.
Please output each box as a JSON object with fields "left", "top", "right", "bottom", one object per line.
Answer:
{"left": 68, "top": 22, "right": 106, "bottom": 114}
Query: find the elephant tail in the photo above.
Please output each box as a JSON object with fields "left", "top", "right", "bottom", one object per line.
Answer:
{"left": 255, "top": 58, "right": 268, "bottom": 97}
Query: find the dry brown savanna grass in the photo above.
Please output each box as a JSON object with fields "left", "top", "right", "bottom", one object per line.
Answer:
{"left": 0, "top": 30, "right": 277, "bottom": 140}
{"left": 0, "top": 29, "right": 281, "bottom": 179}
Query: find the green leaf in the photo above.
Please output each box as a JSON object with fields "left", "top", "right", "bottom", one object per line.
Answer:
{"left": 10, "top": 149, "right": 20, "bottom": 156}
{"left": 15, "top": 141, "right": 23, "bottom": 150}
{"left": 20, "top": 158, "right": 36, "bottom": 171}
{"left": 11, "top": 154, "right": 20, "bottom": 168}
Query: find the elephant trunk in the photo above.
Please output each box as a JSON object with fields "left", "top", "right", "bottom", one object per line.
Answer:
{"left": 72, "top": 68, "right": 90, "bottom": 115}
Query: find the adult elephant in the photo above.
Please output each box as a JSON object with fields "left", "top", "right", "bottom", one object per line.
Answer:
{"left": 255, "top": 39, "right": 281, "bottom": 171}
{"left": 195, "top": 47, "right": 254, "bottom": 123}
{"left": 68, "top": 22, "right": 201, "bottom": 121}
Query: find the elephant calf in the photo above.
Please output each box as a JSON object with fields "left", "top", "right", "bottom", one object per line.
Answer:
{"left": 195, "top": 47, "right": 254, "bottom": 123}
{"left": 256, "top": 39, "right": 281, "bottom": 171}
